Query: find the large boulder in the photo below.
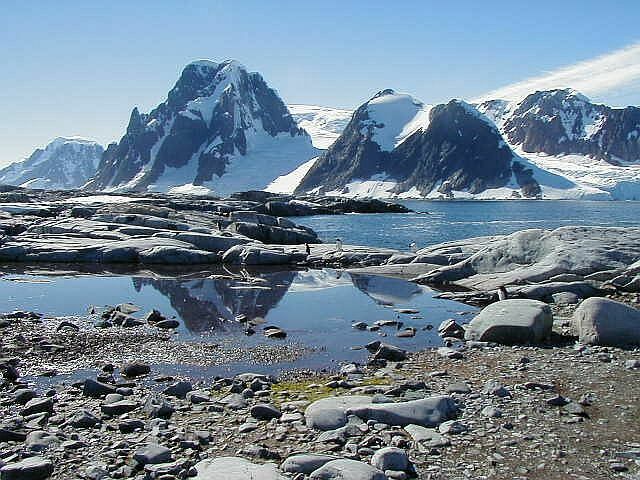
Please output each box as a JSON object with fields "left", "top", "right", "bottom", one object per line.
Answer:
{"left": 193, "top": 457, "right": 286, "bottom": 480}
{"left": 0, "top": 456, "right": 53, "bottom": 480}
{"left": 572, "top": 297, "right": 640, "bottom": 346}
{"left": 281, "top": 454, "right": 339, "bottom": 475}
{"left": 464, "top": 299, "right": 553, "bottom": 344}
{"left": 305, "top": 396, "right": 374, "bottom": 431}
{"left": 346, "top": 396, "right": 458, "bottom": 428}
{"left": 309, "top": 459, "right": 387, "bottom": 480}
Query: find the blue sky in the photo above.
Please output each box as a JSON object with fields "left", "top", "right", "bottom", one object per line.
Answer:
{"left": 1, "top": 0, "right": 639, "bottom": 165}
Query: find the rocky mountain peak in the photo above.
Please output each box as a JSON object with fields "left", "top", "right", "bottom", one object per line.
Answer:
{"left": 86, "top": 59, "right": 317, "bottom": 194}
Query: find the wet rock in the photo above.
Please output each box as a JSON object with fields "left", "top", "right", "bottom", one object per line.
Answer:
{"left": 156, "top": 319, "right": 180, "bottom": 329}
{"left": 193, "top": 456, "right": 287, "bottom": 479}
{"left": 281, "top": 454, "right": 339, "bottom": 475}
{"left": 0, "top": 456, "right": 53, "bottom": 480}
{"left": 144, "top": 309, "right": 165, "bottom": 323}
{"left": 309, "top": 459, "right": 386, "bottom": 480}
{"left": 122, "top": 361, "right": 151, "bottom": 377}
{"left": 572, "top": 297, "right": 640, "bottom": 346}
{"left": 464, "top": 299, "right": 553, "bottom": 344}
{"left": 438, "top": 319, "right": 465, "bottom": 339}
{"left": 264, "top": 326, "right": 287, "bottom": 339}
{"left": 163, "top": 381, "right": 192, "bottom": 399}
{"left": 372, "top": 343, "right": 407, "bottom": 362}
{"left": 250, "top": 403, "right": 282, "bottom": 421}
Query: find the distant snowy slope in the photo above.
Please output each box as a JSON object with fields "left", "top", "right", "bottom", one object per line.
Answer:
{"left": 0, "top": 137, "right": 103, "bottom": 190}
{"left": 288, "top": 105, "right": 352, "bottom": 149}
{"left": 477, "top": 88, "right": 640, "bottom": 200}
{"left": 86, "top": 60, "right": 319, "bottom": 196}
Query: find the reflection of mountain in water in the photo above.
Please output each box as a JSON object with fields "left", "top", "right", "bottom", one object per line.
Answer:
{"left": 349, "top": 273, "right": 422, "bottom": 306}
{"left": 132, "top": 271, "right": 296, "bottom": 332}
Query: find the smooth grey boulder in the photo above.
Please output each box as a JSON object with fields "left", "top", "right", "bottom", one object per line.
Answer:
{"left": 193, "top": 457, "right": 286, "bottom": 479}
{"left": 464, "top": 299, "right": 553, "bottom": 344}
{"left": 100, "top": 400, "right": 138, "bottom": 416}
{"left": 305, "top": 396, "right": 373, "bottom": 431}
{"left": 0, "top": 456, "right": 53, "bottom": 480}
{"left": 280, "top": 454, "right": 339, "bottom": 474}
{"left": 309, "top": 459, "right": 387, "bottom": 480}
{"left": 371, "top": 447, "right": 412, "bottom": 473}
{"left": 572, "top": 297, "right": 640, "bottom": 346}
{"left": 347, "top": 396, "right": 458, "bottom": 428}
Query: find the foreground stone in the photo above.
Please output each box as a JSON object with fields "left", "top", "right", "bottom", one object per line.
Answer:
{"left": 193, "top": 457, "right": 286, "bottom": 480}
{"left": 281, "top": 454, "right": 339, "bottom": 474}
{"left": 309, "top": 459, "right": 387, "bottom": 480}
{"left": 347, "top": 396, "right": 459, "bottom": 428}
{"left": 572, "top": 297, "right": 640, "bottom": 346}
{"left": 464, "top": 299, "right": 553, "bottom": 344}
{"left": 0, "top": 456, "right": 53, "bottom": 480}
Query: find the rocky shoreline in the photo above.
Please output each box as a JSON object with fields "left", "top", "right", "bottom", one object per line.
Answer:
{"left": 1, "top": 288, "right": 639, "bottom": 479}
{"left": 2, "top": 189, "right": 640, "bottom": 479}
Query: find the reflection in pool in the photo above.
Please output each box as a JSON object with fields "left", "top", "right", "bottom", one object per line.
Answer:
{"left": 0, "top": 267, "right": 476, "bottom": 376}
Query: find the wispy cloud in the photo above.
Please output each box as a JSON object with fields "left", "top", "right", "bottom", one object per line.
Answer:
{"left": 473, "top": 42, "right": 640, "bottom": 106}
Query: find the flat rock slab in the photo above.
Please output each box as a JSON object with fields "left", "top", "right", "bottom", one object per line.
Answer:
{"left": 464, "top": 299, "right": 553, "bottom": 344}
{"left": 414, "top": 226, "right": 640, "bottom": 292}
{"left": 309, "top": 459, "right": 387, "bottom": 480}
{"left": 0, "top": 456, "right": 53, "bottom": 480}
{"left": 193, "top": 457, "right": 286, "bottom": 480}
{"left": 572, "top": 297, "right": 640, "bottom": 346}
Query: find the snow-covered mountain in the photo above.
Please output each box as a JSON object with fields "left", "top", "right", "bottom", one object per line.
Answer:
{"left": 272, "top": 88, "right": 640, "bottom": 200}
{"left": 477, "top": 89, "right": 640, "bottom": 199}
{"left": 0, "top": 137, "right": 103, "bottom": 190}
{"left": 287, "top": 105, "right": 352, "bottom": 149}
{"left": 85, "top": 60, "right": 319, "bottom": 196}
{"left": 290, "top": 90, "right": 543, "bottom": 199}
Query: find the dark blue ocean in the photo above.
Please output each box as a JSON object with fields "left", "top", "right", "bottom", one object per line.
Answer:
{"left": 297, "top": 200, "right": 640, "bottom": 250}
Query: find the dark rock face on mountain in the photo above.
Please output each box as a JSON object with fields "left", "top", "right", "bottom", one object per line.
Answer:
{"left": 0, "top": 138, "right": 103, "bottom": 190}
{"left": 296, "top": 90, "right": 393, "bottom": 193}
{"left": 296, "top": 96, "right": 539, "bottom": 197}
{"left": 390, "top": 101, "right": 516, "bottom": 195}
{"left": 494, "top": 89, "right": 640, "bottom": 164}
{"left": 86, "top": 60, "right": 316, "bottom": 194}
